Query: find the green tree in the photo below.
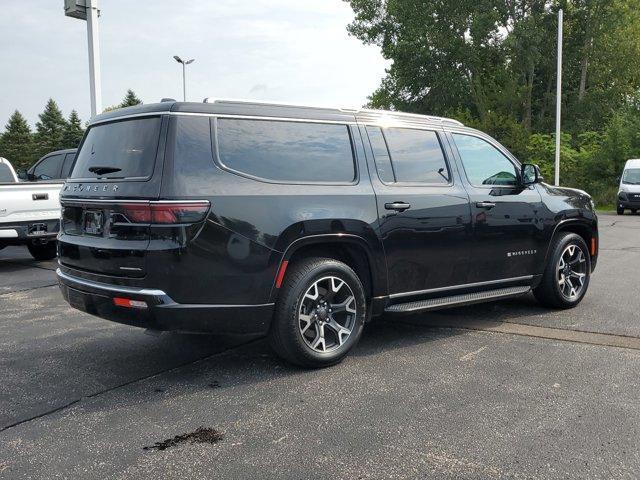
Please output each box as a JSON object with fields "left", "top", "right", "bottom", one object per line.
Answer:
{"left": 61, "top": 110, "right": 84, "bottom": 149}
{"left": 34, "top": 99, "right": 67, "bottom": 157}
{"left": 0, "top": 110, "right": 35, "bottom": 170}
{"left": 103, "top": 89, "right": 143, "bottom": 112}
{"left": 120, "top": 89, "right": 142, "bottom": 107}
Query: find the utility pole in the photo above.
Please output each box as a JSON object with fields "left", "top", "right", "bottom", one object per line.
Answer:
{"left": 65, "top": 0, "right": 103, "bottom": 118}
{"left": 173, "top": 56, "right": 195, "bottom": 101}
{"left": 554, "top": 9, "right": 563, "bottom": 187}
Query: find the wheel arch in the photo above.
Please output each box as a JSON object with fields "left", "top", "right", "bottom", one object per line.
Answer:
{"left": 268, "top": 234, "right": 387, "bottom": 304}
{"left": 544, "top": 219, "right": 598, "bottom": 271}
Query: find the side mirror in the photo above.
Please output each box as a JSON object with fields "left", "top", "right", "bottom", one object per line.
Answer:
{"left": 521, "top": 164, "right": 542, "bottom": 185}
{"left": 16, "top": 169, "right": 28, "bottom": 181}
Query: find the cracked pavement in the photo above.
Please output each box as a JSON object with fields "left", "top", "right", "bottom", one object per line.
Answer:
{"left": 0, "top": 212, "right": 639, "bottom": 479}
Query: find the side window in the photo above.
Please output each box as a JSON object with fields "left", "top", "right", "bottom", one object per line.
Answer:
{"left": 216, "top": 119, "right": 356, "bottom": 183}
{"left": 452, "top": 134, "right": 518, "bottom": 187}
{"left": 60, "top": 153, "right": 76, "bottom": 178}
{"left": 0, "top": 163, "right": 15, "bottom": 182}
{"left": 33, "top": 154, "right": 64, "bottom": 180}
{"left": 384, "top": 128, "right": 450, "bottom": 184}
{"left": 365, "top": 126, "right": 395, "bottom": 183}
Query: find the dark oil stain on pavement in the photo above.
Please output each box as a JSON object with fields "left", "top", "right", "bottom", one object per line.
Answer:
{"left": 143, "top": 427, "right": 224, "bottom": 451}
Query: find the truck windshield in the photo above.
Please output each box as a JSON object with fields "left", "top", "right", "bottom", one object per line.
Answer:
{"left": 70, "top": 117, "right": 161, "bottom": 179}
{"left": 622, "top": 168, "right": 640, "bottom": 185}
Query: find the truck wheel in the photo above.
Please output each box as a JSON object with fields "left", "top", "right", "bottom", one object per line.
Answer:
{"left": 533, "top": 233, "right": 591, "bottom": 309}
{"left": 617, "top": 207, "right": 624, "bottom": 215}
{"left": 269, "top": 257, "right": 367, "bottom": 368}
{"left": 27, "top": 241, "right": 57, "bottom": 261}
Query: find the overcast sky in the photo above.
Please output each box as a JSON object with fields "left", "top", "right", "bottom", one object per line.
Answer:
{"left": 0, "top": 0, "right": 389, "bottom": 128}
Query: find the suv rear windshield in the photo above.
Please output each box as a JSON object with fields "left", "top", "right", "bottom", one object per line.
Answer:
{"left": 71, "top": 117, "right": 161, "bottom": 179}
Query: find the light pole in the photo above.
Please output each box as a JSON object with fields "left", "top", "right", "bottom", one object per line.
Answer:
{"left": 173, "top": 56, "right": 195, "bottom": 101}
{"left": 65, "top": 0, "right": 103, "bottom": 117}
{"left": 554, "top": 9, "right": 563, "bottom": 186}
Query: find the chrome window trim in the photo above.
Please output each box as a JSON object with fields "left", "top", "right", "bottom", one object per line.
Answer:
{"left": 389, "top": 275, "right": 534, "bottom": 299}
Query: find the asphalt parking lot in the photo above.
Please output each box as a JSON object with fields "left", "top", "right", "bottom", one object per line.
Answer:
{"left": 1, "top": 212, "right": 639, "bottom": 479}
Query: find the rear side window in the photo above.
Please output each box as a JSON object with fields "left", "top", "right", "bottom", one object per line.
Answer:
{"left": 60, "top": 152, "right": 76, "bottom": 178}
{"left": 384, "top": 128, "right": 450, "bottom": 184}
{"left": 71, "top": 117, "right": 161, "bottom": 179}
{"left": 366, "top": 126, "right": 395, "bottom": 183}
{"left": 216, "top": 119, "right": 356, "bottom": 183}
{"left": 33, "top": 154, "right": 64, "bottom": 180}
{"left": 170, "top": 116, "right": 216, "bottom": 193}
{"left": 0, "top": 163, "right": 14, "bottom": 182}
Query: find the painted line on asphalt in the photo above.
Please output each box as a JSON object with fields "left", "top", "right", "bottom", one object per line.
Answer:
{"left": 401, "top": 318, "right": 640, "bottom": 351}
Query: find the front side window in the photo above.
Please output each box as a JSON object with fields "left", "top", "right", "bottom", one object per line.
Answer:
{"left": 216, "top": 119, "right": 356, "bottom": 183}
{"left": 383, "top": 128, "right": 450, "bottom": 184}
{"left": 622, "top": 168, "right": 640, "bottom": 185}
{"left": 71, "top": 117, "right": 161, "bottom": 179}
{"left": 33, "top": 154, "right": 63, "bottom": 180}
{"left": 453, "top": 134, "right": 518, "bottom": 187}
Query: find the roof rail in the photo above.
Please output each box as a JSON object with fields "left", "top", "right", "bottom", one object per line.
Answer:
{"left": 359, "top": 108, "right": 464, "bottom": 126}
{"left": 203, "top": 97, "right": 359, "bottom": 113}
{"left": 201, "top": 98, "right": 463, "bottom": 126}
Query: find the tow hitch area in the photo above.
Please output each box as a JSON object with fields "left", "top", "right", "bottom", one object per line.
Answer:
{"left": 28, "top": 223, "right": 47, "bottom": 236}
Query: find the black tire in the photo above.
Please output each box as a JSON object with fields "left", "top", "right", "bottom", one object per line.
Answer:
{"left": 632, "top": 209, "right": 638, "bottom": 214}
{"left": 617, "top": 207, "right": 624, "bottom": 215}
{"left": 269, "top": 257, "right": 367, "bottom": 368}
{"left": 27, "top": 241, "right": 57, "bottom": 261}
{"left": 533, "top": 233, "right": 591, "bottom": 309}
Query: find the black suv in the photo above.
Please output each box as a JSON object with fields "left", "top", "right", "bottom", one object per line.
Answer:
{"left": 57, "top": 100, "right": 598, "bottom": 367}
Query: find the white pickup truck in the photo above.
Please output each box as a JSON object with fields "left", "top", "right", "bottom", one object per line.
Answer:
{"left": 0, "top": 157, "right": 63, "bottom": 260}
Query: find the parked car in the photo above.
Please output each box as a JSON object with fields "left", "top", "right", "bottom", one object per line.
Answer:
{"left": 617, "top": 159, "right": 640, "bottom": 215}
{"left": 56, "top": 100, "right": 598, "bottom": 367}
{"left": 17, "top": 149, "right": 77, "bottom": 182}
{"left": 0, "top": 157, "right": 62, "bottom": 260}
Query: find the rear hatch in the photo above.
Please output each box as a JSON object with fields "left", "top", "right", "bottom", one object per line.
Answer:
{"left": 59, "top": 116, "right": 165, "bottom": 278}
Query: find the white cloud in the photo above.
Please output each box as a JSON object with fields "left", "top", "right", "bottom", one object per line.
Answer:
{"left": 0, "top": 0, "right": 389, "bottom": 128}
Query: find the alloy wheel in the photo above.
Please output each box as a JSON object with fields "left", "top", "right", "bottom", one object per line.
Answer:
{"left": 298, "top": 276, "right": 357, "bottom": 353}
{"left": 557, "top": 244, "right": 587, "bottom": 301}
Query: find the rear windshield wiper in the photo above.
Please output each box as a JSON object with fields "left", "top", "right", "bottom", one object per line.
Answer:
{"left": 88, "top": 166, "right": 122, "bottom": 175}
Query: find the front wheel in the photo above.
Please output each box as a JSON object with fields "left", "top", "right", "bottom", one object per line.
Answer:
{"left": 533, "top": 233, "right": 591, "bottom": 309}
{"left": 27, "top": 241, "right": 57, "bottom": 261}
{"left": 269, "top": 257, "right": 367, "bottom": 368}
{"left": 617, "top": 207, "right": 624, "bottom": 215}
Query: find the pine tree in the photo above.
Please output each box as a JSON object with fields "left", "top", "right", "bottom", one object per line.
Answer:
{"left": 62, "top": 110, "right": 85, "bottom": 149}
{"left": 34, "top": 99, "right": 67, "bottom": 157}
{"left": 0, "top": 110, "right": 35, "bottom": 170}
{"left": 120, "top": 89, "right": 142, "bottom": 108}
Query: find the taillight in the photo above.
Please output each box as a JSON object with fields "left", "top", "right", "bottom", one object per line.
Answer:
{"left": 121, "top": 201, "right": 210, "bottom": 225}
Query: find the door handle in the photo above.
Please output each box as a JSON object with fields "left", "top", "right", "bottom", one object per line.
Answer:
{"left": 32, "top": 193, "right": 49, "bottom": 201}
{"left": 385, "top": 202, "right": 411, "bottom": 212}
{"left": 476, "top": 201, "right": 496, "bottom": 209}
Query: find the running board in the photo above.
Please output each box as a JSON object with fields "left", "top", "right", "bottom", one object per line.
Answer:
{"left": 385, "top": 286, "right": 531, "bottom": 314}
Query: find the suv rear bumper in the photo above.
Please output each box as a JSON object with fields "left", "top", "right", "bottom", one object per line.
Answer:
{"left": 57, "top": 268, "right": 273, "bottom": 336}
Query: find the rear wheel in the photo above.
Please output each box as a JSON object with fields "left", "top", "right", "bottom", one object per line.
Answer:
{"left": 27, "top": 241, "right": 57, "bottom": 261}
{"left": 617, "top": 207, "right": 624, "bottom": 215}
{"left": 269, "top": 257, "right": 367, "bottom": 368}
{"left": 633, "top": 209, "right": 638, "bottom": 214}
{"left": 533, "top": 233, "right": 591, "bottom": 309}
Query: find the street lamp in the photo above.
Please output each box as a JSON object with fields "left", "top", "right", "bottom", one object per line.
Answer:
{"left": 173, "top": 55, "right": 195, "bottom": 102}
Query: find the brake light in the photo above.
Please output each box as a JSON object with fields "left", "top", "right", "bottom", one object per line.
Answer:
{"left": 121, "top": 201, "right": 210, "bottom": 225}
